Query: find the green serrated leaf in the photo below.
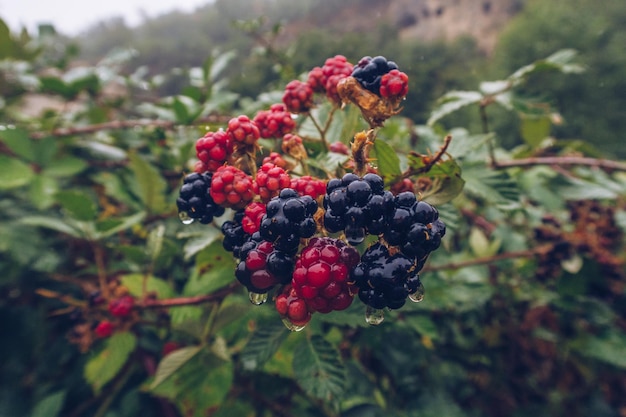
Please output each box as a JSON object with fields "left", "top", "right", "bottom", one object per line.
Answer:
{"left": 19, "top": 216, "right": 83, "bottom": 238}
{"left": 462, "top": 163, "right": 520, "bottom": 207}
{"left": 95, "top": 211, "right": 146, "bottom": 238}
{"left": 184, "top": 240, "right": 235, "bottom": 296}
{"left": 181, "top": 227, "right": 221, "bottom": 260}
{"left": 409, "top": 156, "right": 465, "bottom": 205}
{"left": 29, "top": 175, "right": 58, "bottom": 210}
{"left": 31, "top": 390, "right": 66, "bottom": 417}
{"left": 0, "top": 155, "right": 34, "bottom": 189}
{"left": 293, "top": 335, "right": 345, "bottom": 402}
{"left": 42, "top": 156, "right": 88, "bottom": 177}
{"left": 372, "top": 139, "right": 401, "bottom": 181}
{"left": 150, "top": 346, "right": 202, "bottom": 389}
{"left": 427, "top": 91, "right": 483, "bottom": 126}
{"left": 128, "top": 152, "right": 168, "bottom": 214}
{"left": 148, "top": 351, "right": 233, "bottom": 417}
{"left": 570, "top": 332, "right": 626, "bottom": 369}
{"left": 146, "top": 224, "right": 165, "bottom": 262}
{"left": 55, "top": 190, "right": 98, "bottom": 221}
{"left": 319, "top": 302, "right": 368, "bottom": 328}
{"left": 0, "top": 127, "right": 35, "bottom": 161}
{"left": 241, "top": 321, "right": 288, "bottom": 371}
{"left": 84, "top": 332, "right": 137, "bottom": 393}
{"left": 520, "top": 116, "right": 551, "bottom": 147}
{"left": 119, "top": 273, "right": 174, "bottom": 299}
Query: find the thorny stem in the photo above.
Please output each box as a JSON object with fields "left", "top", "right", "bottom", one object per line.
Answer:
{"left": 307, "top": 111, "right": 330, "bottom": 151}
{"left": 92, "top": 243, "right": 110, "bottom": 299}
{"left": 494, "top": 155, "right": 626, "bottom": 172}
{"left": 423, "top": 245, "right": 552, "bottom": 272}
{"left": 139, "top": 282, "right": 240, "bottom": 309}
{"left": 27, "top": 116, "right": 232, "bottom": 140}
{"left": 401, "top": 135, "right": 452, "bottom": 178}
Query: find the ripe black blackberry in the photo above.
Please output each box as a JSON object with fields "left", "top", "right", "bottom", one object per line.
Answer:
{"left": 323, "top": 173, "right": 395, "bottom": 245}
{"left": 235, "top": 232, "right": 295, "bottom": 293}
{"left": 259, "top": 188, "right": 318, "bottom": 255}
{"left": 351, "top": 56, "right": 399, "bottom": 95}
{"left": 383, "top": 191, "right": 446, "bottom": 260}
{"left": 351, "top": 242, "right": 421, "bottom": 310}
{"left": 221, "top": 210, "right": 248, "bottom": 258}
{"left": 176, "top": 172, "right": 225, "bottom": 224}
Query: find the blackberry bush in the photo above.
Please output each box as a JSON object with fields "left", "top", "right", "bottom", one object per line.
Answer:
{"left": 173, "top": 54, "right": 449, "bottom": 329}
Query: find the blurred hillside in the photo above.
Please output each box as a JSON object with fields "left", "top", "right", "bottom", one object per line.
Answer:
{"left": 3, "top": 0, "right": 625, "bottom": 157}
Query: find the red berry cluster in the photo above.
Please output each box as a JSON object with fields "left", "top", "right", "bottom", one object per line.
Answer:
{"left": 195, "top": 130, "right": 232, "bottom": 173}
{"left": 380, "top": 69, "right": 409, "bottom": 99}
{"left": 282, "top": 80, "right": 314, "bottom": 113}
{"left": 253, "top": 163, "right": 291, "bottom": 203}
{"left": 253, "top": 103, "right": 296, "bottom": 138}
{"left": 227, "top": 115, "right": 260, "bottom": 146}
{"left": 210, "top": 165, "right": 255, "bottom": 209}
{"left": 177, "top": 55, "right": 446, "bottom": 331}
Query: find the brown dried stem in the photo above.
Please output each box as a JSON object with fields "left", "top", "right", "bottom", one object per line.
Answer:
{"left": 493, "top": 156, "right": 626, "bottom": 172}
{"left": 423, "top": 245, "right": 552, "bottom": 272}
{"left": 402, "top": 134, "right": 452, "bottom": 178}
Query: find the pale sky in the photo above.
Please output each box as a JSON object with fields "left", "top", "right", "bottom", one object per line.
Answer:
{"left": 0, "top": 0, "right": 212, "bottom": 36}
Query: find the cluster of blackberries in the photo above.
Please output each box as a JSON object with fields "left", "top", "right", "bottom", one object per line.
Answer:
{"left": 221, "top": 210, "right": 247, "bottom": 258}
{"left": 352, "top": 56, "right": 399, "bottom": 95}
{"left": 384, "top": 191, "right": 446, "bottom": 259}
{"left": 260, "top": 189, "right": 318, "bottom": 254}
{"left": 176, "top": 172, "right": 225, "bottom": 224}
{"left": 323, "top": 173, "right": 395, "bottom": 245}
{"left": 235, "top": 232, "right": 295, "bottom": 294}
{"left": 351, "top": 243, "right": 422, "bottom": 310}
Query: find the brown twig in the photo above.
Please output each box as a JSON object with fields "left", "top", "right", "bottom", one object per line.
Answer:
{"left": 29, "top": 120, "right": 176, "bottom": 139}
{"left": 35, "top": 288, "right": 86, "bottom": 307}
{"left": 493, "top": 156, "right": 626, "bottom": 172}
{"left": 92, "top": 243, "right": 110, "bottom": 299}
{"left": 139, "top": 282, "right": 240, "bottom": 309}
{"left": 423, "top": 245, "right": 551, "bottom": 272}
{"left": 403, "top": 134, "right": 452, "bottom": 178}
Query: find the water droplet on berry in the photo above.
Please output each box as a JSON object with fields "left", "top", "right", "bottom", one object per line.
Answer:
{"left": 365, "top": 306, "right": 385, "bottom": 325}
{"left": 408, "top": 281, "right": 425, "bottom": 303}
{"left": 248, "top": 291, "right": 268, "bottom": 305}
{"left": 281, "top": 317, "right": 307, "bottom": 332}
{"left": 179, "top": 211, "right": 194, "bottom": 225}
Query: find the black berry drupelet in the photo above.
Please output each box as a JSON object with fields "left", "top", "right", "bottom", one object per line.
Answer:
{"left": 351, "top": 56, "right": 399, "bottom": 95}
{"left": 351, "top": 242, "right": 422, "bottom": 310}
{"left": 176, "top": 172, "right": 225, "bottom": 224}
{"left": 323, "top": 173, "right": 395, "bottom": 245}
{"left": 259, "top": 188, "right": 318, "bottom": 255}
{"left": 383, "top": 191, "right": 446, "bottom": 260}
{"left": 221, "top": 210, "right": 248, "bottom": 258}
{"left": 235, "top": 232, "right": 295, "bottom": 293}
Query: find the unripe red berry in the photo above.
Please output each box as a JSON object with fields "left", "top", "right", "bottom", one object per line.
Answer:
{"left": 253, "top": 104, "right": 296, "bottom": 138}
{"left": 262, "top": 152, "right": 290, "bottom": 169}
{"left": 210, "top": 165, "right": 256, "bottom": 209}
{"left": 108, "top": 295, "right": 134, "bottom": 317}
{"left": 282, "top": 80, "right": 314, "bottom": 113}
{"left": 195, "top": 130, "right": 233, "bottom": 172}
{"left": 275, "top": 285, "right": 312, "bottom": 327}
{"left": 253, "top": 163, "right": 292, "bottom": 203}
{"left": 95, "top": 320, "right": 114, "bottom": 338}
{"left": 227, "top": 115, "right": 260, "bottom": 146}
{"left": 330, "top": 142, "right": 350, "bottom": 155}
{"left": 380, "top": 69, "right": 409, "bottom": 99}
{"left": 290, "top": 176, "right": 327, "bottom": 200}
{"left": 307, "top": 66, "right": 326, "bottom": 93}
{"left": 242, "top": 202, "right": 267, "bottom": 234}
